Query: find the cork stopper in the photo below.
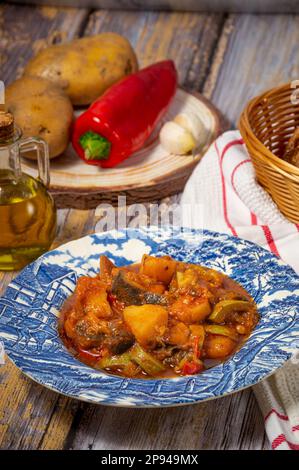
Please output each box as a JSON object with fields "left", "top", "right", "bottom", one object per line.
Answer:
{"left": 0, "top": 111, "right": 14, "bottom": 141}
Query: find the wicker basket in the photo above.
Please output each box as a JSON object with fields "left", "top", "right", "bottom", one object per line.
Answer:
{"left": 239, "top": 82, "right": 299, "bottom": 224}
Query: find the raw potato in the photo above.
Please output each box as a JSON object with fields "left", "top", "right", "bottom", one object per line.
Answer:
{"left": 23, "top": 33, "right": 138, "bottom": 105}
{"left": 6, "top": 76, "right": 73, "bottom": 159}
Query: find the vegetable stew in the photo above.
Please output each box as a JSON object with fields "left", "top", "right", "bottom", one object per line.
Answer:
{"left": 59, "top": 255, "right": 259, "bottom": 378}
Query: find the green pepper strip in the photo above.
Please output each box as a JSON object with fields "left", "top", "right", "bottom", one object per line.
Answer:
{"left": 97, "top": 352, "right": 132, "bottom": 370}
{"left": 204, "top": 324, "right": 238, "bottom": 341}
{"left": 97, "top": 344, "right": 165, "bottom": 376}
{"left": 129, "top": 344, "right": 165, "bottom": 375}
{"left": 208, "top": 300, "right": 251, "bottom": 324}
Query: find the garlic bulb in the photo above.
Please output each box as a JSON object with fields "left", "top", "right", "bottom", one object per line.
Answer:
{"left": 159, "top": 121, "right": 196, "bottom": 155}
{"left": 174, "top": 112, "right": 208, "bottom": 149}
{"left": 174, "top": 112, "right": 202, "bottom": 139}
{"left": 159, "top": 111, "right": 209, "bottom": 155}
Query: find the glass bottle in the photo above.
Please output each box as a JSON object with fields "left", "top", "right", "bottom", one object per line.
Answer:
{"left": 0, "top": 111, "right": 56, "bottom": 270}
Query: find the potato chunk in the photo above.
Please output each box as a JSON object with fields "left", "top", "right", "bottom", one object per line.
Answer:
{"left": 76, "top": 276, "right": 111, "bottom": 319}
{"left": 170, "top": 295, "right": 211, "bottom": 324}
{"left": 123, "top": 304, "right": 168, "bottom": 347}
{"left": 168, "top": 322, "right": 190, "bottom": 346}
{"left": 140, "top": 255, "right": 177, "bottom": 285}
{"left": 84, "top": 289, "right": 112, "bottom": 318}
{"left": 204, "top": 334, "right": 236, "bottom": 359}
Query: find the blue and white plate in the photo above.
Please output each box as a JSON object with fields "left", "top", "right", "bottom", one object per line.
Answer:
{"left": 0, "top": 227, "right": 298, "bottom": 407}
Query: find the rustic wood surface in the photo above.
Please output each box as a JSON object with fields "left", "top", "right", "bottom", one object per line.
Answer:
{"left": 7, "top": 0, "right": 299, "bottom": 14}
{"left": 1, "top": 3, "right": 297, "bottom": 450}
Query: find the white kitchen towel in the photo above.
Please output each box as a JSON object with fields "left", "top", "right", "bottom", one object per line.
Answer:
{"left": 181, "top": 130, "right": 299, "bottom": 450}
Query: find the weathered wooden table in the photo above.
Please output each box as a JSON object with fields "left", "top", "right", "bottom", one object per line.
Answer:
{"left": 1, "top": 3, "right": 299, "bottom": 450}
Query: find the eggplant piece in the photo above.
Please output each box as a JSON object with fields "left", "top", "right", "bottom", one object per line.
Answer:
{"left": 111, "top": 271, "right": 167, "bottom": 306}
{"left": 74, "top": 318, "right": 106, "bottom": 348}
{"left": 107, "top": 330, "right": 135, "bottom": 355}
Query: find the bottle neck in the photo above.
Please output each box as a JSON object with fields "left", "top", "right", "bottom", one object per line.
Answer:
{"left": 0, "top": 127, "right": 22, "bottom": 177}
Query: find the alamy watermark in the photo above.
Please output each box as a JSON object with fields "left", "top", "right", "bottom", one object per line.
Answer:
{"left": 94, "top": 196, "right": 205, "bottom": 246}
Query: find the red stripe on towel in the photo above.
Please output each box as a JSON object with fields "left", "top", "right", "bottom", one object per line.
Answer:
{"left": 272, "top": 434, "right": 299, "bottom": 450}
{"left": 221, "top": 139, "right": 245, "bottom": 163}
{"left": 265, "top": 409, "right": 289, "bottom": 422}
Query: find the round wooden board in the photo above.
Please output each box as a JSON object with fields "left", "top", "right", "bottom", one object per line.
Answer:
{"left": 22, "top": 89, "right": 225, "bottom": 209}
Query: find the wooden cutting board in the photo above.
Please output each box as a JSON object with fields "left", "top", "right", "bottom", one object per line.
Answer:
{"left": 22, "top": 89, "right": 224, "bottom": 209}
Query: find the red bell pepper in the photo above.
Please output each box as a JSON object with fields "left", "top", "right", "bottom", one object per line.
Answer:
{"left": 182, "top": 361, "right": 204, "bottom": 376}
{"left": 72, "top": 60, "right": 177, "bottom": 168}
{"left": 77, "top": 347, "right": 104, "bottom": 362}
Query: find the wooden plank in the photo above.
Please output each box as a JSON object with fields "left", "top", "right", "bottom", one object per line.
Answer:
{"left": 0, "top": 359, "right": 71, "bottom": 449}
{"left": 204, "top": 14, "right": 299, "bottom": 125}
{"left": 65, "top": 389, "right": 269, "bottom": 450}
{"left": 0, "top": 4, "right": 89, "bottom": 84}
{"left": 84, "top": 9, "right": 224, "bottom": 91}
{"left": 38, "top": 395, "right": 78, "bottom": 450}
{"left": 6, "top": 0, "right": 299, "bottom": 14}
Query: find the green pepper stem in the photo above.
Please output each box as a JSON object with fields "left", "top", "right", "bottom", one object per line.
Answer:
{"left": 79, "top": 130, "right": 111, "bottom": 160}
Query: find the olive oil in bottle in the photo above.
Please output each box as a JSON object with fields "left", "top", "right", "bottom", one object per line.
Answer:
{"left": 0, "top": 111, "right": 56, "bottom": 270}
